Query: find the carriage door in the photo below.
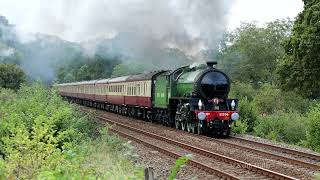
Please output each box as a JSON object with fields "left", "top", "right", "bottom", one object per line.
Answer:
{"left": 154, "top": 76, "right": 168, "bottom": 108}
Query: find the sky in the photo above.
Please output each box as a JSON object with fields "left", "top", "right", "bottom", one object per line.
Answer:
{"left": 228, "top": 0, "right": 304, "bottom": 29}
{"left": 0, "top": 0, "right": 304, "bottom": 43}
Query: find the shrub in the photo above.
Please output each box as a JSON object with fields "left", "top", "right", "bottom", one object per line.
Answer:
{"left": 252, "top": 84, "right": 309, "bottom": 115}
{"left": 0, "top": 63, "right": 26, "bottom": 90}
{"left": 231, "top": 120, "right": 248, "bottom": 134}
{"left": 237, "top": 97, "right": 258, "bottom": 132}
{"left": 38, "top": 128, "right": 143, "bottom": 179}
{"left": 229, "top": 82, "right": 256, "bottom": 101}
{"left": 229, "top": 82, "right": 259, "bottom": 132}
{"left": 0, "top": 84, "right": 143, "bottom": 179}
{"left": 168, "top": 154, "right": 191, "bottom": 180}
{"left": 254, "top": 111, "right": 306, "bottom": 144}
{"left": 306, "top": 103, "right": 320, "bottom": 152}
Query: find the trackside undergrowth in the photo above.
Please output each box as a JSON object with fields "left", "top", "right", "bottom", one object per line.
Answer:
{"left": 0, "top": 84, "right": 143, "bottom": 179}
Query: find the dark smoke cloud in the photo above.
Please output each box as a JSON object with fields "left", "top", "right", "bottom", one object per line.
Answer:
{"left": 13, "top": 0, "right": 234, "bottom": 55}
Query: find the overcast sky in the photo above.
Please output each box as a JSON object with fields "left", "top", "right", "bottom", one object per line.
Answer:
{"left": 0, "top": 0, "right": 304, "bottom": 42}
{"left": 228, "top": 0, "right": 304, "bottom": 28}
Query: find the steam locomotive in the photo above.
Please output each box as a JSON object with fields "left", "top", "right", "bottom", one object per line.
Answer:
{"left": 55, "top": 62, "right": 239, "bottom": 136}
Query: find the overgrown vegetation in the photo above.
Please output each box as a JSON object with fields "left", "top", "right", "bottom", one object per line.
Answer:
{"left": 168, "top": 154, "right": 191, "bottom": 180}
{"left": 0, "top": 63, "right": 26, "bottom": 90}
{"left": 0, "top": 84, "right": 143, "bottom": 179}
{"left": 229, "top": 82, "right": 320, "bottom": 151}
{"left": 224, "top": 0, "right": 320, "bottom": 153}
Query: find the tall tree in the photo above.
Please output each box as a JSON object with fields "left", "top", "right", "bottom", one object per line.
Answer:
{"left": 0, "top": 63, "right": 26, "bottom": 90}
{"left": 278, "top": 0, "right": 320, "bottom": 98}
{"left": 220, "top": 20, "right": 292, "bottom": 86}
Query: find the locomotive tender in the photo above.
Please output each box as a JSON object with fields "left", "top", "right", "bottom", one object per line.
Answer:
{"left": 55, "top": 62, "right": 239, "bottom": 136}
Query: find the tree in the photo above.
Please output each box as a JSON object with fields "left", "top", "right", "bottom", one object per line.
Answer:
{"left": 111, "top": 62, "right": 147, "bottom": 77}
{"left": 55, "top": 54, "right": 121, "bottom": 83}
{"left": 0, "top": 63, "right": 26, "bottom": 90}
{"left": 220, "top": 20, "right": 292, "bottom": 86}
{"left": 278, "top": 0, "right": 320, "bottom": 98}
{"left": 76, "top": 64, "right": 91, "bottom": 81}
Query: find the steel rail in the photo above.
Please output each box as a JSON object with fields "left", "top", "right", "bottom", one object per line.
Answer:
{"left": 96, "top": 115, "right": 298, "bottom": 180}
{"left": 231, "top": 136, "right": 320, "bottom": 161}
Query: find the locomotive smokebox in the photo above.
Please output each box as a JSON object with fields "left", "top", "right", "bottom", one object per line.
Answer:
{"left": 206, "top": 61, "right": 217, "bottom": 68}
{"left": 196, "top": 69, "right": 230, "bottom": 99}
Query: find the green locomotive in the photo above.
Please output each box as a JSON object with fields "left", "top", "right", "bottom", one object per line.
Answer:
{"left": 56, "top": 61, "right": 239, "bottom": 136}
{"left": 153, "top": 61, "right": 239, "bottom": 136}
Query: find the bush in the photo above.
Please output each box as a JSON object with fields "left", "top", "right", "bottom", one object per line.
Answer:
{"left": 168, "top": 154, "right": 191, "bottom": 180}
{"left": 0, "top": 63, "right": 26, "bottom": 90}
{"left": 229, "top": 82, "right": 311, "bottom": 146}
{"left": 229, "top": 82, "right": 259, "bottom": 132}
{"left": 237, "top": 97, "right": 258, "bottom": 132}
{"left": 252, "top": 84, "right": 309, "bottom": 115}
{"left": 231, "top": 120, "right": 248, "bottom": 134}
{"left": 306, "top": 103, "right": 320, "bottom": 152}
{"left": 254, "top": 112, "right": 306, "bottom": 144}
{"left": 38, "top": 128, "right": 143, "bottom": 179}
{"left": 229, "top": 82, "right": 256, "bottom": 101}
{"left": 0, "top": 84, "right": 143, "bottom": 179}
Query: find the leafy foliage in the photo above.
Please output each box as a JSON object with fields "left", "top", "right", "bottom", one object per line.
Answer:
{"left": 230, "top": 82, "right": 310, "bottom": 134}
{"left": 229, "top": 82, "right": 258, "bottom": 131}
{"left": 220, "top": 20, "right": 292, "bottom": 85}
{"left": 111, "top": 62, "right": 153, "bottom": 77}
{"left": 56, "top": 54, "right": 120, "bottom": 83}
{"left": 0, "top": 63, "right": 26, "bottom": 90}
{"left": 254, "top": 112, "right": 306, "bottom": 144}
{"left": 231, "top": 120, "right": 248, "bottom": 134}
{"left": 252, "top": 84, "right": 309, "bottom": 115}
{"left": 0, "top": 84, "right": 142, "bottom": 179}
{"left": 306, "top": 103, "right": 320, "bottom": 151}
{"left": 168, "top": 154, "right": 191, "bottom": 180}
{"left": 278, "top": 0, "right": 320, "bottom": 98}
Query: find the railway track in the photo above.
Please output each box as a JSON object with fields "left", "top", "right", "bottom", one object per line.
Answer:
{"left": 203, "top": 136, "right": 320, "bottom": 171}
{"left": 229, "top": 136, "right": 320, "bottom": 162}
{"left": 82, "top": 107, "right": 319, "bottom": 179}
{"left": 88, "top": 108, "right": 320, "bottom": 170}
{"left": 83, "top": 108, "right": 303, "bottom": 179}
{"left": 111, "top": 127, "right": 240, "bottom": 180}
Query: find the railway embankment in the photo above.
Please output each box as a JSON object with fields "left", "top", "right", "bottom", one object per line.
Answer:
{"left": 0, "top": 84, "right": 143, "bottom": 179}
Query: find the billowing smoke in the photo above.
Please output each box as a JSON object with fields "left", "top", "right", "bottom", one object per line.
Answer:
{"left": 0, "top": 0, "right": 235, "bottom": 82}
{"left": 0, "top": 47, "right": 14, "bottom": 57}
{"left": 10, "top": 0, "right": 234, "bottom": 55}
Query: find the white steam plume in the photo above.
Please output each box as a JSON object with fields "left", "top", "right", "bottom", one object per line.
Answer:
{"left": 6, "top": 0, "right": 234, "bottom": 55}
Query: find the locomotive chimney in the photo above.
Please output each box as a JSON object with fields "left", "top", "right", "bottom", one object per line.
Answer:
{"left": 206, "top": 61, "right": 217, "bottom": 68}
